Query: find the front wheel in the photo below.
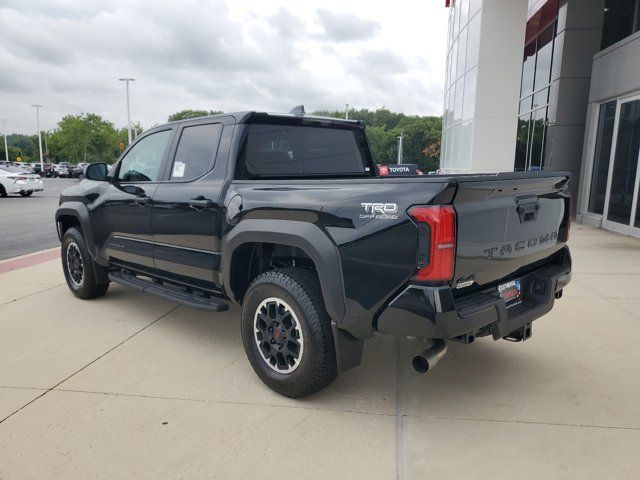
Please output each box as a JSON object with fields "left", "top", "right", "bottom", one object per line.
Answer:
{"left": 61, "top": 227, "right": 109, "bottom": 299}
{"left": 241, "top": 268, "right": 337, "bottom": 398}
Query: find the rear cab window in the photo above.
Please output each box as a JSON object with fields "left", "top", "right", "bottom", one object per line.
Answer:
{"left": 170, "top": 123, "right": 223, "bottom": 181}
{"left": 236, "top": 120, "right": 374, "bottom": 179}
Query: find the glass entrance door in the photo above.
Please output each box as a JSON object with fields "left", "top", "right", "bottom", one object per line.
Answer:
{"left": 602, "top": 97, "right": 640, "bottom": 238}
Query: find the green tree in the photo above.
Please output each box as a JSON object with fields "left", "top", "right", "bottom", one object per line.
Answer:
{"left": 4, "top": 134, "right": 38, "bottom": 161}
{"left": 47, "top": 114, "right": 120, "bottom": 164}
{"left": 168, "top": 109, "right": 223, "bottom": 122}
{"left": 312, "top": 108, "right": 442, "bottom": 171}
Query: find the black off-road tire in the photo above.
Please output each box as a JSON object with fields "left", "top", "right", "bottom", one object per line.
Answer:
{"left": 241, "top": 268, "right": 338, "bottom": 398}
{"left": 61, "top": 227, "right": 109, "bottom": 299}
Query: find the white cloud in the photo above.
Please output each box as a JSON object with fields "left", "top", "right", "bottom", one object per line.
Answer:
{"left": 0, "top": 0, "right": 447, "bottom": 134}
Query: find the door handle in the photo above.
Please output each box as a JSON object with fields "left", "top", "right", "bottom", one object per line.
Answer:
{"left": 134, "top": 196, "right": 151, "bottom": 207}
{"left": 189, "top": 197, "right": 213, "bottom": 211}
{"left": 516, "top": 199, "right": 540, "bottom": 223}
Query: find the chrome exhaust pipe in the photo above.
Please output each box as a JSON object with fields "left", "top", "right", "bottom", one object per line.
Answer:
{"left": 412, "top": 340, "right": 447, "bottom": 374}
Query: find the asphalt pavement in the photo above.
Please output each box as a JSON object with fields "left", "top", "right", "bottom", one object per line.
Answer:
{"left": 0, "top": 178, "right": 78, "bottom": 260}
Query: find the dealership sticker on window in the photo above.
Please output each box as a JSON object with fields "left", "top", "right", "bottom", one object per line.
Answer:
{"left": 172, "top": 161, "right": 186, "bottom": 178}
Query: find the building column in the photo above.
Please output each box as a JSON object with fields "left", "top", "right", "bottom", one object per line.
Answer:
{"left": 545, "top": 0, "right": 605, "bottom": 202}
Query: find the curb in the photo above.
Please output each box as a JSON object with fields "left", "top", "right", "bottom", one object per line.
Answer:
{"left": 0, "top": 248, "right": 61, "bottom": 275}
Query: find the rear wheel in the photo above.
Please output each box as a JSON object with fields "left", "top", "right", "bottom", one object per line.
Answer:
{"left": 0, "top": 185, "right": 6, "bottom": 197}
{"left": 19, "top": 191, "right": 33, "bottom": 197}
{"left": 241, "top": 268, "right": 337, "bottom": 398}
{"left": 61, "top": 227, "right": 109, "bottom": 299}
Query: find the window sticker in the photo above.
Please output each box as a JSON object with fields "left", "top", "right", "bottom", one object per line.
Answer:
{"left": 172, "top": 161, "right": 186, "bottom": 178}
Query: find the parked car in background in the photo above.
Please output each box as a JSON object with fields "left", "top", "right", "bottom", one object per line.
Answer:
{"left": 73, "top": 163, "right": 90, "bottom": 178}
{"left": 0, "top": 165, "right": 44, "bottom": 197}
{"left": 51, "top": 164, "right": 71, "bottom": 178}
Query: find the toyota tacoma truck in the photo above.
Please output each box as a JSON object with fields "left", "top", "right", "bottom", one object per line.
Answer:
{"left": 55, "top": 108, "right": 572, "bottom": 398}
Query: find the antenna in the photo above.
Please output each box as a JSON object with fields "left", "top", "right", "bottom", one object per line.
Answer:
{"left": 289, "top": 105, "right": 305, "bottom": 116}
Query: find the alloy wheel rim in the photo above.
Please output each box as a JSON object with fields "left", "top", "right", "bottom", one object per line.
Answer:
{"left": 254, "top": 297, "right": 304, "bottom": 373}
{"left": 66, "top": 242, "right": 84, "bottom": 287}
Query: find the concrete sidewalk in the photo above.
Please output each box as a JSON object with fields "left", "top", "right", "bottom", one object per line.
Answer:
{"left": 1, "top": 225, "right": 639, "bottom": 479}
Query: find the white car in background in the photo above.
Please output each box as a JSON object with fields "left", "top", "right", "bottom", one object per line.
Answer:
{"left": 0, "top": 165, "right": 45, "bottom": 197}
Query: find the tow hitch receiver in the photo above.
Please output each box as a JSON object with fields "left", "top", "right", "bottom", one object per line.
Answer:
{"left": 503, "top": 322, "right": 532, "bottom": 342}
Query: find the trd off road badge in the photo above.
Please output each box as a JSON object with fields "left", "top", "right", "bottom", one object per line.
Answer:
{"left": 360, "top": 202, "right": 399, "bottom": 220}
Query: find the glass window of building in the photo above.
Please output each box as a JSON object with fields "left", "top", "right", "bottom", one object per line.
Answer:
{"left": 454, "top": 78, "right": 464, "bottom": 123}
{"left": 465, "top": 12, "right": 481, "bottom": 69}
{"left": 601, "top": 0, "right": 639, "bottom": 50}
{"left": 514, "top": 2, "right": 558, "bottom": 171}
{"left": 521, "top": 41, "right": 536, "bottom": 98}
{"left": 532, "top": 88, "right": 549, "bottom": 111}
{"left": 459, "top": 0, "right": 469, "bottom": 31}
{"left": 457, "top": 27, "right": 468, "bottom": 77}
{"left": 606, "top": 100, "right": 640, "bottom": 225}
{"left": 534, "top": 24, "right": 555, "bottom": 90}
{"left": 515, "top": 115, "right": 531, "bottom": 171}
{"left": 528, "top": 108, "right": 548, "bottom": 170}
{"left": 450, "top": 41, "right": 458, "bottom": 81}
{"left": 520, "top": 95, "right": 533, "bottom": 115}
{"left": 588, "top": 101, "right": 617, "bottom": 215}
{"left": 469, "top": 0, "right": 481, "bottom": 17}
{"left": 462, "top": 67, "right": 477, "bottom": 121}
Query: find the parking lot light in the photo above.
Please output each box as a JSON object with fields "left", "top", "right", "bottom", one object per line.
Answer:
{"left": 118, "top": 78, "right": 135, "bottom": 145}
{"left": 1, "top": 119, "right": 8, "bottom": 162}
{"left": 30, "top": 105, "right": 44, "bottom": 172}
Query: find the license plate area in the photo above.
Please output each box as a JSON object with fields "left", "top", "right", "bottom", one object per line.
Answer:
{"left": 498, "top": 279, "right": 523, "bottom": 309}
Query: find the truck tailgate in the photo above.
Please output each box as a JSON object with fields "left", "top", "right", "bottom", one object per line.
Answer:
{"left": 452, "top": 173, "right": 570, "bottom": 289}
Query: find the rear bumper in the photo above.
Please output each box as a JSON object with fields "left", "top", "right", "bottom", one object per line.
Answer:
{"left": 376, "top": 247, "right": 571, "bottom": 341}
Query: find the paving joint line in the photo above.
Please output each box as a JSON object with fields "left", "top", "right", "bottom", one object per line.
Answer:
{"left": 0, "top": 305, "right": 180, "bottom": 425}
{"left": 395, "top": 336, "right": 405, "bottom": 480}
{"left": 404, "top": 414, "right": 640, "bottom": 431}
{"left": 47, "top": 387, "right": 397, "bottom": 418}
{"left": 0, "top": 386, "right": 48, "bottom": 391}
{"left": 0, "top": 283, "right": 64, "bottom": 307}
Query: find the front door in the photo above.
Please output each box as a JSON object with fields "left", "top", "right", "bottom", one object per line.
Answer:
{"left": 602, "top": 96, "right": 640, "bottom": 239}
{"left": 95, "top": 128, "right": 173, "bottom": 269}
{"left": 151, "top": 122, "right": 226, "bottom": 289}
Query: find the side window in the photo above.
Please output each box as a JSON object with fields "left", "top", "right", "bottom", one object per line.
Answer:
{"left": 170, "top": 123, "right": 223, "bottom": 181}
{"left": 117, "top": 130, "right": 171, "bottom": 182}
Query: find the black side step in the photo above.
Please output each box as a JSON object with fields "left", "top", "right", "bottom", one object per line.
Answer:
{"left": 108, "top": 272, "right": 229, "bottom": 312}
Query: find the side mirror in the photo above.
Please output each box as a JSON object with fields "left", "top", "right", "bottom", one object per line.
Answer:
{"left": 85, "top": 162, "right": 108, "bottom": 181}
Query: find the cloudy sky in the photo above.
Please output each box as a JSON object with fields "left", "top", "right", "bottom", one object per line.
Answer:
{"left": 0, "top": 0, "right": 448, "bottom": 134}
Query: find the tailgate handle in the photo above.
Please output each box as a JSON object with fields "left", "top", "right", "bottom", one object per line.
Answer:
{"left": 517, "top": 199, "right": 540, "bottom": 223}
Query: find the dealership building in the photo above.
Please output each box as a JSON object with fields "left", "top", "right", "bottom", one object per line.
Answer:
{"left": 441, "top": 0, "right": 640, "bottom": 238}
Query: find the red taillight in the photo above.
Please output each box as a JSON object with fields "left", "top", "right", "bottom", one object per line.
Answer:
{"left": 408, "top": 205, "right": 456, "bottom": 282}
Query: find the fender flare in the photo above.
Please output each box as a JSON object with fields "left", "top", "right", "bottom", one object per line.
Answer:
{"left": 220, "top": 219, "right": 346, "bottom": 325}
{"left": 55, "top": 202, "right": 99, "bottom": 260}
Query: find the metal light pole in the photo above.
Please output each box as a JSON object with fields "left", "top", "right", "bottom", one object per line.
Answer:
{"left": 345, "top": 103, "right": 350, "bottom": 120}
{"left": 1, "top": 119, "right": 8, "bottom": 162}
{"left": 30, "top": 105, "right": 44, "bottom": 171}
{"left": 396, "top": 129, "right": 404, "bottom": 164}
{"left": 118, "top": 78, "right": 135, "bottom": 144}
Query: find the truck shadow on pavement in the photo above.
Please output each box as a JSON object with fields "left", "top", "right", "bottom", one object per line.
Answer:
{"left": 87, "top": 285, "right": 555, "bottom": 413}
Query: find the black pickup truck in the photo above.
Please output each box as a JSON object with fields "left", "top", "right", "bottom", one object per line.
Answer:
{"left": 55, "top": 109, "right": 571, "bottom": 398}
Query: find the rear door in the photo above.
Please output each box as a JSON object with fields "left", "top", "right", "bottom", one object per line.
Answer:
{"left": 151, "top": 121, "right": 227, "bottom": 289}
{"left": 452, "top": 173, "right": 570, "bottom": 289}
